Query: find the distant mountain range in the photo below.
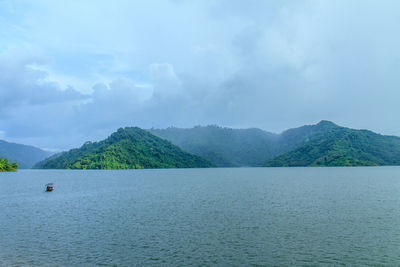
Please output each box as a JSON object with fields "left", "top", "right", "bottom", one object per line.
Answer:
{"left": 34, "top": 127, "right": 212, "bottom": 169}
{"left": 150, "top": 125, "right": 278, "bottom": 167}
{"left": 4, "top": 120, "right": 399, "bottom": 170}
{"left": 0, "top": 140, "right": 52, "bottom": 169}
{"left": 149, "top": 121, "right": 338, "bottom": 167}
{"left": 151, "top": 121, "right": 400, "bottom": 167}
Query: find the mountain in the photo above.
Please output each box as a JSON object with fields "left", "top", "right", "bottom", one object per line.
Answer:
{"left": 34, "top": 121, "right": 400, "bottom": 168}
{"left": 149, "top": 125, "right": 279, "bottom": 167}
{"left": 275, "top": 120, "right": 339, "bottom": 151}
{"left": 0, "top": 158, "right": 18, "bottom": 172}
{"left": 265, "top": 122, "right": 400, "bottom": 166}
{"left": 149, "top": 122, "right": 342, "bottom": 167}
{"left": 150, "top": 121, "right": 400, "bottom": 167}
{"left": 34, "top": 127, "right": 212, "bottom": 169}
{"left": 0, "top": 140, "right": 52, "bottom": 168}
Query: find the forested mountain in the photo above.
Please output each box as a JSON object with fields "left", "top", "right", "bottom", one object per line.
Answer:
{"left": 275, "top": 120, "right": 339, "bottom": 152}
{"left": 0, "top": 158, "right": 18, "bottom": 172}
{"left": 0, "top": 140, "right": 52, "bottom": 168}
{"left": 34, "top": 127, "right": 212, "bottom": 169}
{"left": 33, "top": 121, "right": 400, "bottom": 169}
{"left": 149, "top": 121, "right": 341, "bottom": 167}
{"left": 265, "top": 123, "right": 400, "bottom": 167}
{"left": 151, "top": 121, "right": 400, "bottom": 167}
{"left": 150, "top": 125, "right": 278, "bottom": 166}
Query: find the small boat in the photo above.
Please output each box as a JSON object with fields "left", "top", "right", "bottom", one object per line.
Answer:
{"left": 45, "top": 183, "right": 54, "bottom": 192}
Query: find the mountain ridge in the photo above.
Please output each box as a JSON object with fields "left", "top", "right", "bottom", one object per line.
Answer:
{"left": 265, "top": 122, "right": 400, "bottom": 167}
{"left": 149, "top": 125, "right": 278, "bottom": 167}
{"left": 34, "top": 127, "right": 213, "bottom": 169}
{"left": 32, "top": 121, "right": 400, "bottom": 168}
{"left": 151, "top": 121, "right": 400, "bottom": 167}
{"left": 0, "top": 140, "right": 52, "bottom": 168}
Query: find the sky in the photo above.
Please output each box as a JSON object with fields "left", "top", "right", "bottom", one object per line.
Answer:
{"left": 1, "top": 0, "right": 400, "bottom": 151}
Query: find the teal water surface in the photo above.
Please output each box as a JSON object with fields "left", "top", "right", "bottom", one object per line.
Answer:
{"left": 1, "top": 167, "right": 400, "bottom": 266}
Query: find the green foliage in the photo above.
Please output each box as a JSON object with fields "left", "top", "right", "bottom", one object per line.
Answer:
{"left": 265, "top": 124, "right": 400, "bottom": 167}
{"left": 149, "top": 121, "right": 342, "bottom": 167}
{"left": 150, "top": 125, "right": 279, "bottom": 167}
{"left": 152, "top": 121, "right": 400, "bottom": 167}
{"left": 35, "top": 127, "right": 213, "bottom": 169}
{"left": 35, "top": 121, "right": 400, "bottom": 169}
{"left": 0, "top": 158, "right": 18, "bottom": 172}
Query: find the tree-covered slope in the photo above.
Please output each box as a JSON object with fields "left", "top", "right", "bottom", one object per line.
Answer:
{"left": 0, "top": 158, "right": 18, "bottom": 172}
{"left": 151, "top": 121, "right": 400, "bottom": 167}
{"left": 35, "top": 127, "right": 212, "bottom": 169}
{"left": 0, "top": 140, "right": 52, "bottom": 169}
{"left": 150, "top": 125, "right": 279, "bottom": 167}
{"left": 275, "top": 120, "right": 339, "bottom": 152}
{"left": 149, "top": 121, "right": 344, "bottom": 167}
{"left": 265, "top": 124, "right": 400, "bottom": 167}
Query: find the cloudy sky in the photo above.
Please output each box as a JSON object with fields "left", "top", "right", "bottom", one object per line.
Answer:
{"left": 1, "top": 0, "right": 400, "bottom": 151}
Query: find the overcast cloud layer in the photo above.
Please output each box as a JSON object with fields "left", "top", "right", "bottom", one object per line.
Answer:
{"left": 1, "top": 0, "right": 400, "bottom": 150}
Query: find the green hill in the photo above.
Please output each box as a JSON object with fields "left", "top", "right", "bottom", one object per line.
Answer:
{"left": 149, "top": 125, "right": 279, "bottom": 167}
{"left": 0, "top": 158, "right": 18, "bottom": 172}
{"left": 33, "top": 121, "right": 400, "bottom": 168}
{"left": 265, "top": 122, "right": 400, "bottom": 167}
{"left": 0, "top": 140, "right": 52, "bottom": 168}
{"left": 275, "top": 120, "right": 339, "bottom": 152}
{"left": 150, "top": 121, "right": 400, "bottom": 167}
{"left": 149, "top": 121, "right": 343, "bottom": 167}
{"left": 34, "top": 127, "right": 212, "bottom": 169}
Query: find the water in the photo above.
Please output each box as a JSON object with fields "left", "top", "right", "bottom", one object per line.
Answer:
{"left": 1, "top": 167, "right": 400, "bottom": 266}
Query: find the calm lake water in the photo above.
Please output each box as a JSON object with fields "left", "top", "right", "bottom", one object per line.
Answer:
{"left": 1, "top": 167, "right": 400, "bottom": 266}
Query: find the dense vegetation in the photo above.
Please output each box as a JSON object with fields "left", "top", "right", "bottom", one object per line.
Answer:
{"left": 29, "top": 120, "right": 400, "bottom": 168}
{"left": 0, "top": 140, "right": 52, "bottom": 168}
{"left": 150, "top": 125, "right": 279, "bottom": 167}
{"left": 151, "top": 121, "right": 400, "bottom": 167}
{"left": 265, "top": 123, "right": 400, "bottom": 167}
{"left": 35, "top": 127, "right": 212, "bottom": 169}
{"left": 149, "top": 121, "right": 342, "bottom": 167}
{"left": 0, "top": 158, "right": 18, "bottom": 172}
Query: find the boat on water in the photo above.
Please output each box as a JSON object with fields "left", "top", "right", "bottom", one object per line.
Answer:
{"left": 45, "top": 183, "right": 54, "bottom": 192}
